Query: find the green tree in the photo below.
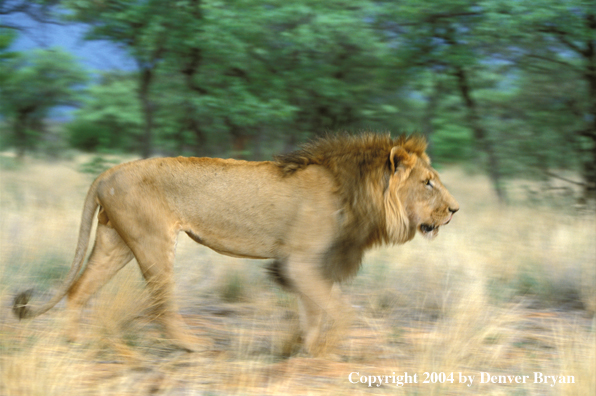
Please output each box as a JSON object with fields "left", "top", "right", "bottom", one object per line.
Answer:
{"left": 379, "top": 0, "right": 508, "bottom": 201}
{"left": 156, "top": 0, "right": 296, "bottom": 157}
{"left": 0, "top": 48, "right": 88, "bottom": 157}
{"left": 67, "top": 73, "right": 142, "bottom": 152}
{"left": 0, "top": 28, "right": 17, "bottom": 83}
{"left": 64, "top": 1, "right": 397, "bottom": 157}
{"left": 487, "top": 0, "right": 596, "bottom": 198}
{"left": 254, "top": 1, "right": 392, "bottom": 139}
{"left": 155, "top": 0, "right": 391, "bottom": 156}
{"left": 64, "top": 0, "right": 173, "bottom": 158}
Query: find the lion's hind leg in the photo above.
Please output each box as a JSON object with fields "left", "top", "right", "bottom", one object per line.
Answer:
{"left": 124, "top": 230, "right": 204, "bottom": 352}
{"left": 65, "top": 223, "right": 135, "bottom": 342}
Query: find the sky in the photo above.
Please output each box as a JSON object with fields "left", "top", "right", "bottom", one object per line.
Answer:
{"left": 4, "top": 11, "right": 136, "bottom": 119}
{"left": 7, "top": 12, "right": 136, "bottom": 72}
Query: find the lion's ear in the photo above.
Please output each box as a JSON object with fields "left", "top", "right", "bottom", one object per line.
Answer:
{"left": 389, "top": 146, "right": 416, "bottom": 177}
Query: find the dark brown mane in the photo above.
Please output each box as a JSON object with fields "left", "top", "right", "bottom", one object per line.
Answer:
{"left": 275, "top": 133, "right": 427, "bottom": 176}
{"left": 274, "top": 132, "right": 428, "bottom": 281}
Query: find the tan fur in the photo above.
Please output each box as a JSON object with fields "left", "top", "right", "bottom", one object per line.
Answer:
{"left": 13, "top": 132, "right": 458, "bottom": 355}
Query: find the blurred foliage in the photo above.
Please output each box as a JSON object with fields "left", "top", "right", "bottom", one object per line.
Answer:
{"left": 218, "top": 271, "right": 247, "bottom": 303}
{"left": 0, "top": 47, "right": 88, "bottom": 157}
{"left": 0, "top": 28, "right": 18, "bottom": 73}
{"left": 0, "top": 155, "right": 21, "bottom": 171}
{"left": 1, "top": 0, "right": 595, "bottom": 199}
{"left": 77, "top": 155, "right": 121, "bottom": 177}
{"left": 67, "top": 74, "right": 142, "bottom": 152}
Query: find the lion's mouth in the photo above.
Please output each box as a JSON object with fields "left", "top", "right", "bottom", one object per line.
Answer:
{"left": 442, "top": 213, "right": 454, "bottom": 225}
{"left": 419, "top": 214, "right": 454, "bottom": 238}
{"left": 419, "top": 223, "right": 440, "bottom": 240}
{"left": 420, "top": 224, "right": 436, "bottom": 234}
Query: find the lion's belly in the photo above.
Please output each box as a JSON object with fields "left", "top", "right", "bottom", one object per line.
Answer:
{"left": 183, "top": 223, "right": 282, "bottom": 259}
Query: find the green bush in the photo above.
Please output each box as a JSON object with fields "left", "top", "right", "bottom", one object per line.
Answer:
{"left": 219, "top": 271, "right": 246, "bottom": 303}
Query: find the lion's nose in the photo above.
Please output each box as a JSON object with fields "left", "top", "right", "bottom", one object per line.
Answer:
{"left": 449, "top": 207, "right": 459, "bottom": 214}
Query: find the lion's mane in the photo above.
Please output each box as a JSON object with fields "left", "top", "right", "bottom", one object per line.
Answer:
{"left": 274, "top": 133, "right": 428, "bottom": 282}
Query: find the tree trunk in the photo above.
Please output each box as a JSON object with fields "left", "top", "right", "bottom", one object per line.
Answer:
{"left": 14, "top": 109, "right": 32, "bottom": 160}
{"left": 226, "top": 118, "right": 250, "bottom": 159}
{"left": 453, "top": 65, "right": 506, "bottom": 202}
{"left": 181, "top": 45, "right": 207, "bottom": 156}
{"left": 582, "top": 13, "right": 596, "bottom": 199}
{"left": 283, "top": 132, "right": 298, "bottom": 154}
{"left": 422, "top": 76, "right": 443, "bottom": 159}
{"left": 188, "top": 109, "right": 207, "bottom": 156}
{"left": 139, "top": 67, "right": 154, "bottom": 158}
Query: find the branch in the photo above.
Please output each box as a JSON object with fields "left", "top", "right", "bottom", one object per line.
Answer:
{"left": 543, "top": 170, "right": 586, "bottom": 187}
{"left": 0, "top": 2, "right": 30, "bottom": 15}
{"left": 0, "top": 24, "right": 22, "bottom": 30}
{"left": 578, "top": 128, "right": 596, "bottom": 140}
{"left": 538, "top": 26, "right": 587, "bottom": 57}
{"left": 397, "top": 11, "right": 482, "bottom": 27}
{"left": 525, "top": 54, "right": 582, "bottom": 73}
{"left": 0, "top": 1, "right": 65, "bottom": 26}
{"left": 225, "top": 67, "right": 249, "bottom": 81}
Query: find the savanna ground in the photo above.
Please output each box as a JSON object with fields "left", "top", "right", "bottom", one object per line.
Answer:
{"left": 0, "top": 153, "right": 594, "bottom": 396}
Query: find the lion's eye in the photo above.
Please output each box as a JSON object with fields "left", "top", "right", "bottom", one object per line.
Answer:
{"left": 425, "top": 180, "right": 434, "bottom": 188}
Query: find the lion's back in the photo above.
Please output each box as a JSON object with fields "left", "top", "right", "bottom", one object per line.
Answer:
{"left": 94, "top": 156, "right": 341, "bottom": 259}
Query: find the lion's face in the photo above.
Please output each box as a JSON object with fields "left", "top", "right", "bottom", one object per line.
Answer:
{"left": 399, "top": 159, "right": 459, "bottom": 240}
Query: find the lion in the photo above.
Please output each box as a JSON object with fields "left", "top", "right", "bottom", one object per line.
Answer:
{"left": 13, "top": 133, "right": 458, "bottom": 354}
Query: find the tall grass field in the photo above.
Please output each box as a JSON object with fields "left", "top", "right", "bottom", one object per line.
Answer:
{"left": 1, "top": 154, "right": 594, "bottom": 395}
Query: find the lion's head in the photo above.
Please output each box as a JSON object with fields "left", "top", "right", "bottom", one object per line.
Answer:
{"left": 276, "top": 133, "right": 459, "bottom": 281}
{"left": 385, "top": 141, "right": 459, "bottom": 243}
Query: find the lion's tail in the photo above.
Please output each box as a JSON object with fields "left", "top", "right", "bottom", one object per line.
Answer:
{"left": 13, "top": 177, "right": 101, "bottom": 320}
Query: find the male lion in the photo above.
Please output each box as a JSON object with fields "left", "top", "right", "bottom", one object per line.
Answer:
{"left": 13, "top": 133, "right": 458, "bottom": 354}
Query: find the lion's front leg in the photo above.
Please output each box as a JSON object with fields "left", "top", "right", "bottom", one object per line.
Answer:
{"left": 286, "top": 258, "right": 350, "bottom": 356}
{"left": 296, "top": 294, "right": 324, "bottom": 354}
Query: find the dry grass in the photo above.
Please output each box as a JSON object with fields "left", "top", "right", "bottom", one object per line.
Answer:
{"left": 1, "top": 155, "right": 595, "bottom": 395}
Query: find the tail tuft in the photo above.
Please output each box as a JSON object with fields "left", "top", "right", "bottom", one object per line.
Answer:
{"left": 13, "top": 289, "right": 33, "bottom": 319}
